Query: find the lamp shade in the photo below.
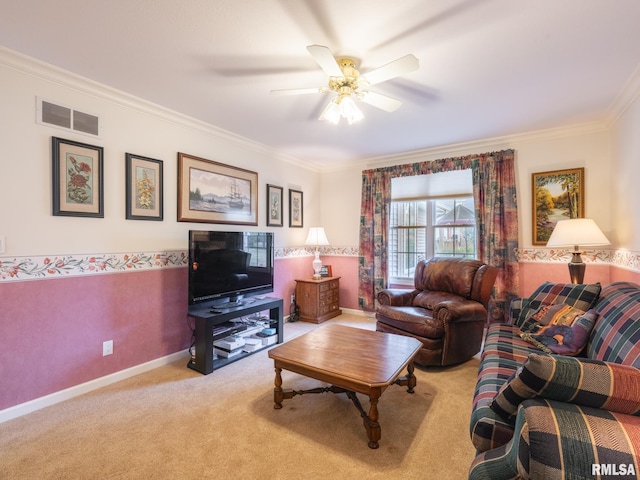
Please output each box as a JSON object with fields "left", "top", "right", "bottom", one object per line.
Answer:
{"left": 305, "top": 227, "right": 330, "bottom": 246}
{"left": 546, "top": 219, "right": 610, "bottom": 248}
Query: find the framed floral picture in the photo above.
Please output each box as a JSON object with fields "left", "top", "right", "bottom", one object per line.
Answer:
{"left": 125, "top": 153, "right": 163, "bottom": 221}
{"left": 177, "top": 152, "right": 258, "bottom": 225}
{"left": 289, "top": 189, "right": 303, "bottom": 228}
{"left": 52, "top": 137, "right": 104, "bottom": 217}
{"left": 532, "top": 167, "right": 584, "bottom": 245}
{"left": 266, "top": 184, "right": 283, "bottom": 227}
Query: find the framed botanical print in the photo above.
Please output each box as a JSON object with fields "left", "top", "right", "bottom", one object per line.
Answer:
{"left": 289, "top": 189, "right": 303, "bottom": 228}
{"left": 266, "top": 184, "right": 283, "bottom": 227}
{"left": 177, "top": 152, "right": 258, "bottom": 225}
{"left": 125, "top": 153, "right": 163, "bottom": 221}
{"left": 52, "top": 136, "right": 104, "bottom": 217}
{"left": 532, "top": 167, "right": 584, "bottom": 245}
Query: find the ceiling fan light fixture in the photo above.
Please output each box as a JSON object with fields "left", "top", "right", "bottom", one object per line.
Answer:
{"left": 319, "top": 94, "right": 363, "bottom": 125}
{"left": 274, "top": 45, "right": 418, "bottom": 122}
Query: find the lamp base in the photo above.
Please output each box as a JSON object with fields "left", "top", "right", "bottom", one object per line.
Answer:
{"left": 568, "top": 251, "right": 585, "bottom": 284}
{"left": 312, "top": 251, "right": 322, "bottom": 279}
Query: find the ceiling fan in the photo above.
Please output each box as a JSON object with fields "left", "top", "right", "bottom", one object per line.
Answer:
{"left": 270, "top": 45, "right": 419, "bottom": 125}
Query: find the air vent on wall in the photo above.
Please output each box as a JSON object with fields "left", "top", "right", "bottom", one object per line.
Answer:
{"left": 36, "top": 97, "right": 101, "bottom": 137}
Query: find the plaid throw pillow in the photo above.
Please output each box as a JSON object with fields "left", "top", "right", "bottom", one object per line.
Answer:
{"left": 490, "top": 353, "right": 640, "bottom": 420}
{"left": 519, "top": 307, "right": 598, "bottom": 356}
{"left": 515, "top": 282, "right": 601, "bottom": 328}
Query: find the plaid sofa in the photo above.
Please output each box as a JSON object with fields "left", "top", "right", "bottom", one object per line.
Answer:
{"left": 469, "top": 281, "right": 640, "bottom": 479}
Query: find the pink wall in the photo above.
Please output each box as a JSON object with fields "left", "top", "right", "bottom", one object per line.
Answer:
{"left": 0, "top": 268, "right": 190, "bottom": 410}
{"left": 517, "top": 263, "right": 612, "bottom": 296}
{"left": 0, "top": 255, "right": 362, "bottom": 413}
{"left": 273, "top": 255, "right": 360, "bottom": 314}
{"left": 517, "top": 263, "right": 640, "bottom": 296}
{"left": 3, "top": 255, "right": 637, "bottom": 413}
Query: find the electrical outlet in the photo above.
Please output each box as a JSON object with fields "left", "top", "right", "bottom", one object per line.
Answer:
{"left": 290, "top": 294, "right": 295, "bottom": 303}
{"left": 103, "top": 340, "right": 113, "bottom": 356}
{"left": 0, "top": 235, "right": 5, "bottom": 254}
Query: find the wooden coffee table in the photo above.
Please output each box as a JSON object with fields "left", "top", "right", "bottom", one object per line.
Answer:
{"left": 268, "top": 324, "right": 422, "bottom": 449}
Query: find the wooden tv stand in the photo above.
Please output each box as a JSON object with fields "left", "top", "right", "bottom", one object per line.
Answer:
{"left": 187, "top": 296, "right": 283, "bottom": 375}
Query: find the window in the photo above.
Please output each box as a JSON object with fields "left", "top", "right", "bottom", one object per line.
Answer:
{"left": 388, "top": 170, "right": 476, "bottom": 282}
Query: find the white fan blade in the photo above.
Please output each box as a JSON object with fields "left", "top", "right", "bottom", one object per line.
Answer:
{"left": 359, "top": 91, "right": 402, "bottom": 112}
{"left": 361, "top": 54, "right": 419, "bottom": 86}
{"left": 307, "top": 45, "right": 343, "bottom": 77}
{"left": 270, "top": 87, "right": 327, "bottom": 96}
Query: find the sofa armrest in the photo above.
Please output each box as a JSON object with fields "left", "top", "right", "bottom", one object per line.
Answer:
{"left": 491, "top": 353, "right": 640, "bottom": 420}
{"left": 377, "top": 289, "right": 416, "bottom": 306}
{"left": 471, "top": 397, "right": 640, "bottom": 480}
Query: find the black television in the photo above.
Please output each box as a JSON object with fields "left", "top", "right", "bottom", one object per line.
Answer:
{"left": 188, "top": 230, "right": 274, "bottom": 306}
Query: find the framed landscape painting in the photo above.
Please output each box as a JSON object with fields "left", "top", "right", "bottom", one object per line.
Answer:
{"left": 532, "top": 167, "right": 584, "bottom": 245}
{"left": 177, "top": 152, "right": 258, "bottom": 225}
{"left": 125, "top": 153, "right": 163, "bottom": 221}
{"left": 52, "top": 136, "right": 104, "bottom": 218}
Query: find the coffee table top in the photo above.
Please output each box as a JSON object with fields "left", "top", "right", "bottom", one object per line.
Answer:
{"left": 268, "top": 324, "right": 422, "bottom": 389}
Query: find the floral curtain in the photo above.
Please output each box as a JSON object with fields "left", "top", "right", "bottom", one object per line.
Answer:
{"left": 358, "top": 149, "right": 519, "bottom": 323}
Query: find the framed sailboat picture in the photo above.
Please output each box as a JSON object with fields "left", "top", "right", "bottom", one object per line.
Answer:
{"left": 177, "top": 153, "right": 258, "bottom": 225}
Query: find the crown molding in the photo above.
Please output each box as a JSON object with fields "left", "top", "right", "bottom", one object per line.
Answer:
{"left": 605, "top": 63, "right": 640, "bottom": 127}
{"left": 323, "top": 121, "right": 607, "bottom": 173}
{"left": 0, "top": 46, "right": 315, "bottom": 172}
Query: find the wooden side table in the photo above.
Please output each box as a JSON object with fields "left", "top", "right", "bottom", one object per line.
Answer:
{"left": 295, "top": 277, "right": 342, "bottom": 323}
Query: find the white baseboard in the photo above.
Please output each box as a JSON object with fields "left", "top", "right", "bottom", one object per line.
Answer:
{"left": 0, "top": 350, "right": 188, "bottom": 424}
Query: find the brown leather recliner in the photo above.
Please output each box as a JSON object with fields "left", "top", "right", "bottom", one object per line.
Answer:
{"left": 376, "top": 257, "right": 498, "bottom": 366}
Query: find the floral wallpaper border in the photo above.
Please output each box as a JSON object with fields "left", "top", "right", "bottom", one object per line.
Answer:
{"left": 0, "top": 246, "right": 360, "bottom": 283}
{"left": 275, "top": 245, "right": 360, "bottom": 258}
{"left": 3, "top": 247, "right": 636, "bottom": 283}
{"left": 0, "top": 251, "right": 188, "bottom": 282}
{"left": 516, "top": 247, "right": 640, "bottom": 272}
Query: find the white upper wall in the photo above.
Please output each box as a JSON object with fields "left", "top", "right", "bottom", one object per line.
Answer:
{"left": 3, "top": 47, "right": 636, "bottom": 257}
{"left": 321, "top": 125, "right": 613, "bottom": 249}
{"left": 0, "top": 50, "right": 320, "bottom": 256}
{"left": 610, "top": 92, "right": 640, "bottom": 250}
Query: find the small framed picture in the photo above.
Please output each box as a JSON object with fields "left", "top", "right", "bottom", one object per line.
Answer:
{"left": 532, "top": 167, "right": 585, "bottom": 245}
{"left": 266, "top": 184, "right": 283, "bottom": 227}
{"left": 125, "top": 153, "right": 163, "bottom": 221}
{"left": 52, "top": 136, "right": 104, "bottom": 217}
{"left": 320, "top": 265, "right": 333, "bottom": 277}
{"left": 289, "top": 189, "right": 303, "bottom": 228}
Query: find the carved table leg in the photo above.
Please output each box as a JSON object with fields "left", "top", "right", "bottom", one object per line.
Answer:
{"left": 366, "top": 396, "right": 382, "bottom": 449}
{"left": 273, "top": 366, "right": 295, "bottom": 409}
{"left": 273, "top": 367, "right": 284, "bottom": 409}
{"left": 406, "top": 362, "right": 416, "bottom": 394}
{"left": 346, "top": 391, "right": 382, "bottom": 449}
{"left": 395, "top": 361, "right": 417, "bottom": 394}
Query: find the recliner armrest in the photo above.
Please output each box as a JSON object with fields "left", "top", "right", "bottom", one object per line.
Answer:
{"left": 377, "top": 289, "right": 417, "bottom": 306}
{"left": 433, "top": 299, "right": 489, "bottom": 324}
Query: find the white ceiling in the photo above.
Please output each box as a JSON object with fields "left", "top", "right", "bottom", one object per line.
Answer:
{"left": 1, "top": 0, "right": 639, "bottom": 170}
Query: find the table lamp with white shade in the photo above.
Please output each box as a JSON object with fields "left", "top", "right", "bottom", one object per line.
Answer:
{"left": 546, "top": 218, "right": 610, "bottom": 284}
{"left": 305, "top": 227, "right": 330, "bottom": 279}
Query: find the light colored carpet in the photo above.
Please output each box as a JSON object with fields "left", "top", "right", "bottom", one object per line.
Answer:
{"left": 0, "top": 314, "right": 479, "bottom": 479}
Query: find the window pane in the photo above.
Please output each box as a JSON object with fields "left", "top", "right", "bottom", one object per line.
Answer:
{"left": 435, "top": 226, "right": 476, "bottom": 257}
{"left": 395, "top": 201, "right": 427, "bottom": 226}
{"left": 389, "top": 196, "right": 476, "bottom": 279}
{"left": 434, "top": 198, "right": 475, "bottom": 225}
